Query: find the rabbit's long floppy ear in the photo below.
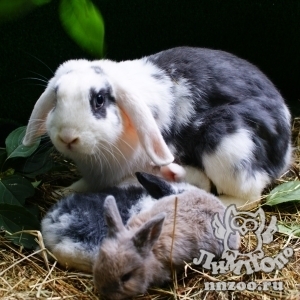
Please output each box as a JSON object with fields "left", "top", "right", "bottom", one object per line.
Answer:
{"left": 116, "top": 86, "right": 174, "bottom": 166}
{"left": 23, "top": 84, "right": 56, "bottom": 146}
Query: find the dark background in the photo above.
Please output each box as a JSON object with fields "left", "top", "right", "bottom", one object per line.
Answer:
{"left": 1, "top": 0, "right": 299, "bottom": 143}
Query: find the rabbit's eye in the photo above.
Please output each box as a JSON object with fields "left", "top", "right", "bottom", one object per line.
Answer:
{"left": 89, "top": 88, "right": 111, "bottom": 117}
{"left": 121, "top": 272, "right": 132, "bottom": 282}
{"left": 94, "top": 93, "right": 105, "bottom": 110}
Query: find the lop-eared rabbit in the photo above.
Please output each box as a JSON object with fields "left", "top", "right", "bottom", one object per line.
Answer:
{"left": 23, "top": 47, "right": 291, "bottom": 207}
{"left": 93, "top": 174, "right": 239, "bottom": 299}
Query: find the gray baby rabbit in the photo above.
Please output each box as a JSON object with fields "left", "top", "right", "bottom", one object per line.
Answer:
{"left": 41, "top": 169, "right": 192, "bottom": 273}
{"left": 93, "top": 176, "right": 239, "bottom": 299}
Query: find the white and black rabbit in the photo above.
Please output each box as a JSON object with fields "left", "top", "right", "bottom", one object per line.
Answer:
{"left": 93, "top": 177, "right": 240, "bottom": 299}
{"left": 23, "top": 47, "right": 292, "bottom": 206}
{"left": 41, "top": 170, "right": 193, "bottom": 273}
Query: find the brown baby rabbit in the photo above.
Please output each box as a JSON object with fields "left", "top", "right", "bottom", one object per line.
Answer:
{"left": 93, "top": 173, "right": 239, "bottom": 299}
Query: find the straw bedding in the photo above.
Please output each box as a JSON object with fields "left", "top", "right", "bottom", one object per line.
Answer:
{"left": 1, "top": 118, "right": 300, "bottom": 300}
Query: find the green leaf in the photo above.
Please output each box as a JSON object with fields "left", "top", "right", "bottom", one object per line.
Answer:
{"left": 278, "top": 223, "right": 300, "bottom": 238}
{"left": 0, "top": 175, "right": 35, "bottom": 206}
{"left": 265, "top": 181, "right": 300, "bottom": 206}
{"left": 31, "top": 180, "right": 41, "bottom": 188}
{"left": 5, "top": 126, "right": 41, "bottom": 159}
{"left": 59, "top": 0, "right": 105, "bottom": 57}
{"left": 13, "top": 146, "right": 54, "bottom": 178}
{"left": 25, "top": 203, "right": 40, "bottom": 217}
{"left": 0, "top": 203, "right": 40, "bottom": 249}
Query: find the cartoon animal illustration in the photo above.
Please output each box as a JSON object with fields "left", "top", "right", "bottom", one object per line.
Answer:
{"left": 213, "top": 205, "right": 278, "bottom": 262}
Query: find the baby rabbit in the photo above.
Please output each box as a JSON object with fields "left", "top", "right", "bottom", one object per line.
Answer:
{"left": 41, "top": 169, "right": 192, "bottom": 273}
{"left": 93, "top": 176, "right": 239, "bottom": 299}
{"left": 23, "top": 47, "right": 291, "bottom": 206}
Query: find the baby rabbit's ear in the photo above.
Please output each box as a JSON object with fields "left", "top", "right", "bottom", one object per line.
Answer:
{"left": 135, "top": 172, "right": 174, "bottom": 199}
{"left": 132, "top": 213, "right": 165, "bottom": 256}
{"left": 23, "top": 81, "right": 56, "bottom": 146}
{"left": 103, "top": 196, "right": 125, "bottom": 237}
{"left": 116, "top": 86, "right": 174, "bottom": 166}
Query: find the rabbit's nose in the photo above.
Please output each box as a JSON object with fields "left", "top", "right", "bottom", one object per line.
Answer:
{"left": 58, "top": 130, "right": 79, "bottom": 148}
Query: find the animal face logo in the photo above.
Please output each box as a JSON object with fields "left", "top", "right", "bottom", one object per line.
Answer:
{"left": 213, "top": 205, "right": 277, "bottom": 258}
{"left": 193, "top": 205, "right": 293, "bottom": 275}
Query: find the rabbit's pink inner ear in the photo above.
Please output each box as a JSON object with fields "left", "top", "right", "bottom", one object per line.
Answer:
{"left": 144, "top": 130, "right": 174, "bottom": 166}
{"left": 116, "top": 88, "right": 174, "bottom": 166}
{"left": 23, "top": 89, "right": 55, "bottom": 146}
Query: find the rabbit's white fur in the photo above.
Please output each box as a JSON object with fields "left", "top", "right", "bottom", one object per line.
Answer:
{"left": 23, "top": 47, "right": 292, "bottom": 206}
{"left": 24, "top": 59, "right": 175, "bottom": 193}
{"left": 204, "top": 129, "right": 270, "bottom": 199}
{"left": 93, "top": 191, "right": 240, "bottom": 299}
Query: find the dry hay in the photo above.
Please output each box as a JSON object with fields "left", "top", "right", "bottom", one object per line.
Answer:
{"left": 1, "top": 118, "right": 300, "bottom": 300}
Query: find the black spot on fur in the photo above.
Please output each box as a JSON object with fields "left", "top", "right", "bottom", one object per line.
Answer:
{"left": 47, "top": 186, "right": 147, "bottom": 250}
{"left": 54, "top": 85, "right": 59, "bottom": 94}
{"left": 147, "top": 47, "right": 291, "bottom": 180}
{"left": 89, "top": 86, "right": 116, "bottom": 119}
{"left": 91, "top": 66, "right": 103, "bottom": 74}
{"left": 149, "top": 105, "right": 159, "bottom": 119}
{"left": 151, "top": 73, "right": 165, "bottom": 81}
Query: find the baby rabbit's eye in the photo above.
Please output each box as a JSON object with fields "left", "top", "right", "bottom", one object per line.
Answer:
{"left": 121, "top": 271, "right": 132, "bottom": 282}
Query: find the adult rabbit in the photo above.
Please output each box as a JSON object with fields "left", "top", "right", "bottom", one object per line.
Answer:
{"left": 23, "top": 47, "right": 292, "bottom": 206}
